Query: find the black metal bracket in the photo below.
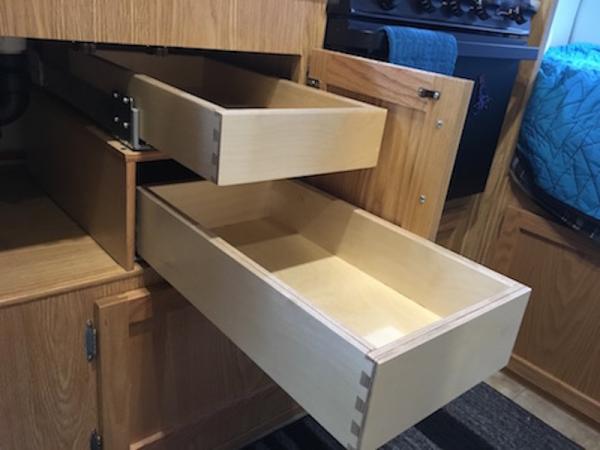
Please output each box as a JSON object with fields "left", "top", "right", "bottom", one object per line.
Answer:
{"left": 418, "top": 88, "right": 441, "bottom": 100}
{"left": 85, "top": 320, "right": 97, "bottom": 362}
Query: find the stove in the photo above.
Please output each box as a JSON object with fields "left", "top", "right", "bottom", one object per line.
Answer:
{"left": 325, "top": 0, "right": 539, "bottom": 199}
{"left": 328, "top": 0, "right": 537, "bottom": 36}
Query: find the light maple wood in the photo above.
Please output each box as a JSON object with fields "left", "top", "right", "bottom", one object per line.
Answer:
{"left": 0, "top": 166, "right": 137, "bottom": 307}
{"left": 43, "top": 47, "right": 386, "bottom": 185}
{"left": 492, "top": 206, "right": 600, "bottom": 424}
{"left": 95, "top": 285, "right": 299, "bottom": 450}
{"left": 307, "top": 49, "right": 473, "bottom": 240}
{"left": 0, "top": 0, "right": 327, "bottom": 57}
{"left": 26, "top": 93, "right": 165, "bottom": 270}
{"left": 137, "top": 179, "right": 530, "bottom": 449}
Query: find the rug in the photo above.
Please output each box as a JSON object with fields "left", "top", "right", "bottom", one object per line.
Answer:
{"left": 243, "top": 383, "right": 581, "bottom": 450}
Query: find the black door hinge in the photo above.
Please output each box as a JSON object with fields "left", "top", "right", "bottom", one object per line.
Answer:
{"left": 306, "top": 77, "right": 321, "bottom": 89}
{"left": 90, "top": 429, "right": 103, "bottom": 450}
{"left": 85, "top": 320, "right": 97, "bottom": 362}
{"left": 418, "top": 87, "right": 441, "bottom": 100}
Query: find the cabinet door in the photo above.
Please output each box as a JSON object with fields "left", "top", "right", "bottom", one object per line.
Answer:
{"left": 492, "top": 206, "right": 600, "bottom": 423}
{"left": 307, "top": 49, "right": 473, "bottom": 240}
{"left": 0, "top": 290, "right": 97, "bottom": 450}
{"left": 94, "top": 286, "right": 299, "bottom": 450}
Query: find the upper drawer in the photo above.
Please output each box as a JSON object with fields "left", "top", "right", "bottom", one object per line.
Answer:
{"left": 137, "top": 180, "right": 530, "bottom": 450}
{"left": 40, "top": 47, "right": 386, "bottom": 185}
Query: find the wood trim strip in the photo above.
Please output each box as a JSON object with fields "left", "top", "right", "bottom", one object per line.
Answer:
{"left": 508, "top": 354, "right": 600, "bottom": 424}
{"left": 95, "top": 290, "right": 147, "bottom": 450}
{"left": 455, "top": 0, "right": 559, "bottom": 264}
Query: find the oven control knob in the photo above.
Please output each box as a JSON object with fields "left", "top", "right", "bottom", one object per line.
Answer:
{"left": 418, "top": 0, "right": 435, "bottom": 13}
{"left": 469, "top": 0, "right": 490, "bottom": 20}
{"left": 377, "top": 0, "right": 398, "bottom": 10}
{"left": 442, "top": 0, "right": 463, "bottom": 16}
{"left": 498, "top": 5, "right": 527, "bottom": 24}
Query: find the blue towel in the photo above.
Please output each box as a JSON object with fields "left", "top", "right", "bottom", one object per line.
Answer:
{"left": 382, "top": 26, "right": 457, "bottom": 76}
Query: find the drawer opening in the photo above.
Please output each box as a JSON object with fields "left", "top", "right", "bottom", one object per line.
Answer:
{"left": 145, "top": 180, "right": 513, "bottom": 350}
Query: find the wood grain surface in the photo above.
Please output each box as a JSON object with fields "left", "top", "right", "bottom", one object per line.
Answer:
{"left": 26, "top": 93, "right": 157, "bottom": 270}
{"left": 0, "top": 166, "right": 136, "bottom": 307}
{"left": 0, "top": 265, "right": 153, "bottom": 450}
{"left": 307, "top": 50, "right": 472, "bottom": 240}
{"left": 0, "top": 0, "right": 327, "bottom": 56}
{"left": 492, "top": 206, "right": 600, "bottom": 423}
{"left": 95, "top": 285, "right": 299, "bottom": 450}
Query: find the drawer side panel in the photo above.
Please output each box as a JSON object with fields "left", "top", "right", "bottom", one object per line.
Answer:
{"left": 136, "top": 187, "right": 373, "bottom": 449}
{"left": 359, "top": 289, "right": 529, "bottom": 450}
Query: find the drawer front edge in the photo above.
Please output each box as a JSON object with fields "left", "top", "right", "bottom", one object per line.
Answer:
{"left": 136, "top": 187, "right": 374, "bottom": 449}
{"left": 359, "top": 288, "right": 530, "bottom": 450}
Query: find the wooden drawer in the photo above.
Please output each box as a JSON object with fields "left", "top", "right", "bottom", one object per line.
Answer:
{"left": 43, "top": 47, "right": 386, "bottom": 186}
{"left": 137, "top": 180, "right": 530, "bottom": 450}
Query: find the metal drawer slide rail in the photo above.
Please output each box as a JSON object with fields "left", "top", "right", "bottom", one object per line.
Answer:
{"left": 32, "top": 51, "right": 149, "bottom": 151}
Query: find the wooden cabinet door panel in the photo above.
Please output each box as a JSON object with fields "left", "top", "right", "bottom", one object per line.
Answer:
{"left": 95, "top": 286, "right": 298, "bottom": 450}
{"left": 307, "top": 49, "right": 473, "bottom": 240}
{"left": 492, "top": 206, "right": 600, "bottom": 423}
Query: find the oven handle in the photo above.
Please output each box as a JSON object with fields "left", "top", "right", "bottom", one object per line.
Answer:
{"left": 325, "top": 27, "right": 539, "bottom": 61}
{"left": 457, "top": 41, "right": 538, "bottom": 60}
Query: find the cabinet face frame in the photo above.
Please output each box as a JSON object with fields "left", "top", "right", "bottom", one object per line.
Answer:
{"left": 0, "top": 0, "right": 328, "bottom": 57}
{"left": 137, "top": 180, "right": 529, "bottom": 450}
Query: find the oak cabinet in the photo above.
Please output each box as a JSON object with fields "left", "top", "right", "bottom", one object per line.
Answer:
{"left": 0, "top": 174, "right": 297, "bottom": 450}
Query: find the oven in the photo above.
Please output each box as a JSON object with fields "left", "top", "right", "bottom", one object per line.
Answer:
{"left": 325, "top": 0, "right": 539, "bottom": 199}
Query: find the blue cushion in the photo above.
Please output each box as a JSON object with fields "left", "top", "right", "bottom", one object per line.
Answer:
{"left": 519, "top": 43, "right": 600, "bottom": 220}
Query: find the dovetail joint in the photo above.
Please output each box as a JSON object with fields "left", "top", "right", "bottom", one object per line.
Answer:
{"left": 359, "top": 371, "right": 372, "bottom": 389}
{"left": 350, "top": 421, "right": 361, "bottom": 437}
{"left": 355, "top": 396, "right": 366, "bottom": 413}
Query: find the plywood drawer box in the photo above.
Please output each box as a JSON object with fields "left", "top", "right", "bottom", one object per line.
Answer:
{"left": 42, "top": 47, "right": 386, "bottom": 185}
{"left": 137, "top": 180, "right": 530, "bottom": 450}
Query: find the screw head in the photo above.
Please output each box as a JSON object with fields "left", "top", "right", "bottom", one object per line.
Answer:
{"left": 112, "top": 91, "right": 119, "bottom": 99}
{"left": 122, "top": 97, "right": 130, "bottom": 104}
{"left": 419, "top": 194, "right": 427, "bottom": 204}
{"left": 436, "top": 119, "right": 444, "bottom": 129}
{"left": 113, "top": 116, "right": 120, "bottom": 123}
{"left": 122, "top": 122, "right": 129, "bottom": 129}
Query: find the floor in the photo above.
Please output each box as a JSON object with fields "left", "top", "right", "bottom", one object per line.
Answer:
{"left": 486, "top": 371, "right": 600, "bottom": 449}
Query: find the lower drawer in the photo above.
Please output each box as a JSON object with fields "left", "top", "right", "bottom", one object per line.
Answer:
{"left": 137, "top": 180, "right": 530, "bottom": 450}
